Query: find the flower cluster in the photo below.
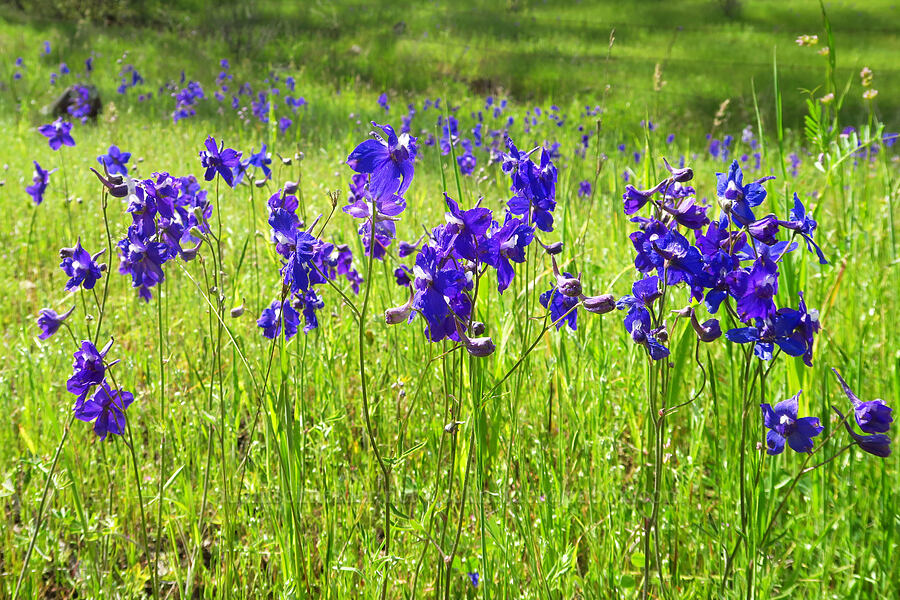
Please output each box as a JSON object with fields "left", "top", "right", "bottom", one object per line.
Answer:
{"left": 503, "top": 139, "right": 558, "bottom": 232}
{"left": 619, "top": 159, "right": 825, "bottom": 364}
{"left": 259, "top": 189, "right": 362, "bottom": 339}
{"left": 68, "top": 340, "right": 134, "bottom": 440}
{"left": 66, "top": 84, "right": 95, "bottom": 123}
{"left": 115, "top": 168, "right": 214, "bottom": 301}
{"left": 372, "top": 128, "right": 611, "bottom": 354}
{"left": 344, "top": 122, "right": 417, "bottom": 258}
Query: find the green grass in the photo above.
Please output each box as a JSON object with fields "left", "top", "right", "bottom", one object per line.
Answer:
{"left": 1, "top": 0, "right": 898, "bottom": 134}
{"left": 0, "top": 2, "right": 898, "bottom": 599}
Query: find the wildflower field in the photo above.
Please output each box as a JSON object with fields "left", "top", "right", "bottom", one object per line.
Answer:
{"left": 1, "top": 1, "right": 898, "bottom": 598}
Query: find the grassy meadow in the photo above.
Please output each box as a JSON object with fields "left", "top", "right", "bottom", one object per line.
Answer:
{"left": 0, "top": 1, "right": 898, "bottom": 598}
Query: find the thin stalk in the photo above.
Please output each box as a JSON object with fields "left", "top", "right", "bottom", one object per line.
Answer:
{"left": 12, "top": 413, "right": 74, "bottom": 600}
{"left": 444, "top": 429, "right": 476, "bottom": 600}
{"left": 358, "top": 212, "right": 391, "bottom": 599}
{"left": 124, "top": 417, "right": 156, "bottom": 600}
{"left": 153, "top": 281, "right": 167, "bottom": 596}
{"left": 93, "top": 190, "right": 114, "bottom": 346}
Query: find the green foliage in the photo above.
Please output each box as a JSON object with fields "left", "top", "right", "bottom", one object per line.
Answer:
{"left": 0, "top": 3, "right": 897, "bottom": 599}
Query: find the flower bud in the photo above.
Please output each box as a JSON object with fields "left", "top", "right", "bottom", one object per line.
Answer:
{"left": 283, "top": 180, "right": 299, "bottom": 194}
{"left": 551, "top": 256, "right": 582, "bottom": 297}
{"left": 671, "top": 306, "right": 693, "bottom": 319}
{"left": 582, "top": 293, "right": 615, "bottom": 314}
{"left": 693, "top": 316, "right": 722, "bottom": 342}
{"left": 181, "top": 241, "right": 202, "bottom": 261}
{"left": 557, "top": 276, "right": 582, "bottom": 297}
{"left": 471, "top": 321, "right": 486, "bottom": 336}
{"left": 832, "top": 405, "right": 892, "bottom": 457}
{"left": 89, "top": 167, "right": 129, "bottom": 197}
{"left": 747, "top": 214, "right": 779, "bottom": 245}
{"left": 230, "top": 304, "right": 245, "bottom": 318}
{"left": 540, "top": 240, "right": 564, "bottom": 255}
{"left": 464, "top": 336, "right": 495, "bottom": 357}
{"left": 385, "top": 304, "right": 413, "bottom": 324}
{"left": 654, "top": 324, "right": 668, "bottom": 343}
{"left": 663, "top": 158, "right": 693, "bottom": 182}
{"left": 254, "top": 178, "right": 268, "bottom": 188}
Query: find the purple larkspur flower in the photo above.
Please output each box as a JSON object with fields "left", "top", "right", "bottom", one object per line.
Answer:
{"left": 199, "top": 136, "right": 242, "bottom": 187}
{"left": 38, "top": 118, "right": 75, "bottom": 150}
{"left": 26, "top": 161, "right": 53, "bottom": 205}
{"left": 60, "top": 239, "right": 104, "bottom": 292}
{"left": 67, "top": 339, "right": 116, "bottom": 408}
{"left": 540, "top": 283, "right": 580, "bottom": 331}
{"left": 97, "top": 145, "right": 131, "bottom": 176}
{"left": 347, "top": 122, "right": 417, "bottom": 201}
{"left": 578, "top": 180, "right": 592, "bottom": 198}
{"left": 761, "top": 391, "right": 823, "bottom": 454}
{"left": 716, "top": 160, "right": 775, "bottom": 225}
{"left": 74, "top": 381, "right": 134, "bottom": 440}
{"left": 37, "top": 306, "right": 75, "bottom": 340}
{"left": 411, "top": 245, "right": 470, "bottom": 342}
{"left": 777, "top": 193, "right": 827, "bottom": 265}
{"left": 831, "top": 405, "right": 891, "bottom": 457}
{"left": 480, "top": 215, "right": 534, "bottom": 293}
{"left": 258, "top": 298, "right": 300, "bottom": 339}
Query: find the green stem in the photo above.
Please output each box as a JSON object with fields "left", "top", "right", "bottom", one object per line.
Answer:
{"left": 125, "top": 417, "right": 155, "bottom": 600}
{"left": 12, "top": 413, "right": 74, "bottom": 600}
{"left": 153, "top": 280, "right": 167, "bottom": 598}
{"left": 358, "top": 213, "right": 391, "bottom": 599}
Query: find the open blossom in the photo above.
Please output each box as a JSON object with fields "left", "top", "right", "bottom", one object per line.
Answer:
{"left": 727, "top": 254, "right": 779, "bottom": 322}
{"left": 346, "top": 122, "right": 417, "bottom": 201}
{"left": 247, "top": 144, "right": 273, "bottom": 179}
{"left": 199, "top": 136, "right": 242, "bottom": 187}
{"left": 74, "top": 381, "right": 135, "bottom": 440}
{"left": 38, "top": 118, "right": 75, "bottom": 150}
{"left": 715, "top": 160, "right": 775, "bottom": 225}
{"left": 504, "top": 138, "right": 558, "bottom": 232}
{"left": 117, "top": 226, "right": 169, "bottom": 299}
{"left": 442, "top": 194, "right": 492, "bottom": 262}
{"left": 540, "top": 285, "right": 580, "bottom": 331}
{"left": 257, "top": 299, "right": 300, "bottom": 340}
{"left": 67, "top": 339, "right": 117, "bottom": 408}
{"left": 269, "top": 208, "right": 317, "bottom": 293}
{"left": 411, "top": 245, "right": 471, "bottom": 342}
{"left": 37, "top": 306, "right": 75, "bottom": 340}
{"left": 761, "top": 391, "right": 823, "bottom": 455}
{"left": 480, "top": 215, "right": 534, "bottom": 293}
{"left": 60, "top": 240, "right": 104, "bottom": 292}
{"left": 97, "top": 145, "right": 131, "bottom": 176}
{"left": 578, "top": 180, "right": 592, "bottom": 198}
{"left": 616, "top": 275, "right": 668, "bottom": 359}
{"left": 26, "top": 161, "right": 53, "bottom": 205}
